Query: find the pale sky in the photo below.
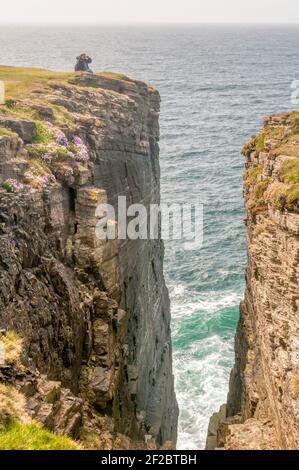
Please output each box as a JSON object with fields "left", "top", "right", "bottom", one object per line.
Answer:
{"left": 0, "top": 0, "right": 298, "bottom": 24}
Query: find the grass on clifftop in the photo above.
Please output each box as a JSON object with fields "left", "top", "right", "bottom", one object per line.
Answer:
{"left": 0, "top": 421, "right": 80, "bottom": 450}
{"left": 0, "top": 65, "right": 139, "bottom": 102}
{"left": 0, "top": 65, "right": 74, "bottom": 100}
{"left": 248, "top": 112, "right": 299, "bottom": 213}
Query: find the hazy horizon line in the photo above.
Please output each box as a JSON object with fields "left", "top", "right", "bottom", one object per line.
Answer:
{"left": 0, "top": 21, "right": 299, "bottom": 26}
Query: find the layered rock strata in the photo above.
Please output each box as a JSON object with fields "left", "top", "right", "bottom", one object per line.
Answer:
{"left": 207, "top": 112, "right": 299, "bottom": 450}
{"left": 0, "top": 68, "right": 178, "bottom": 448}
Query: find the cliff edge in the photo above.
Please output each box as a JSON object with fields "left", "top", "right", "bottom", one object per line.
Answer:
{"left": 0, "top": 66, "right": 178, "bottom": 449}
{"left": 207, "top": 112, "right": 299, "bottom": 450}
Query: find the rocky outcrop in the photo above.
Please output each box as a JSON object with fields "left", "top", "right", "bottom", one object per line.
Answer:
{"left": 207, "top": 112, "right": 299, "bottom": 450}
{"left": 0, "top": 68, "right": 178, "bottom": 448}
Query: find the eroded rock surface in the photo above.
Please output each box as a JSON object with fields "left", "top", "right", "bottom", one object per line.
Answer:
{"left": 0, "top": 70, "right": 178, "bottom": 448}
{"left": 207, "top": 112, "right": 299, "bottom": 450}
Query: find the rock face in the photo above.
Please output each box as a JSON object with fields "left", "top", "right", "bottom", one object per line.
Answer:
{"left": 207, "top": 112, "right": 299, "bottom": 450}
{"left": 0, "top": 70, "right": 178, "bottom": 448}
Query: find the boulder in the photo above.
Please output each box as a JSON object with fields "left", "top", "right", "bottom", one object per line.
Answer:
{"left": 0, "top": 118, "right": 36, "bottom": 143}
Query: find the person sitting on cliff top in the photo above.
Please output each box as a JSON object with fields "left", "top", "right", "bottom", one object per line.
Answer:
{"left": 75, "top": 53, "right": 93, "bottom": 73}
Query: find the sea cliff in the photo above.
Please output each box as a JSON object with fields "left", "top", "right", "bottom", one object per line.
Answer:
{"left": 0, "top": 67, "right": 178, "bottom": 449}
{"left": 207, "top": 112, "right": 299, "bottom": 450}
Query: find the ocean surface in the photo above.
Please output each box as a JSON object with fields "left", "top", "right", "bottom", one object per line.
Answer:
{"left": 1, "top": 24, "right": 299, "bottom": 449}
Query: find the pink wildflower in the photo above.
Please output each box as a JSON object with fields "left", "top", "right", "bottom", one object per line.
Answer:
{"left": 72, "top": 136, "right": 89, "bottom": 162}
{"left": 55, "top": 130, "right": 68, "bottom": 146}
{"left": 2, "top": 179, "right": 25, "bottom": 192}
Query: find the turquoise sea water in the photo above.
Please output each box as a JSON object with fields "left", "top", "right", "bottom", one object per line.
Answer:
{"left": 1, "top": 24, "right": 299, "bottom": 448}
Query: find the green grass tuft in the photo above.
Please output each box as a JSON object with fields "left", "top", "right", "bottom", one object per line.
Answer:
{"left": 246, "top": 177, "right": 270, "bottom": 215}
{"left": 33, "top": 122, "right": 53, "bottom": 144}
{"left": 0, "top": 127, "right": 17, "bottom": 138}
{"left": 269, "top": 183, "right": 299, "bottom": 212}
{"left": 29, "top": 158, "right": 50, "bottom": 174}
{"left": 256, "top": 133, "right": 265, "bottom": 152}
{"left": 254, "top": 179, "right": 270, "bottom": 199}
{"left": 250, "top": 166, "right": 262, "bottom": 181}
{"left": 0, "top": 421, "right": 80, "bottom": 450}
{"left": 245, "top": 166, "right": 263, "bottom": 188}
{"left": 2, "top": 181, "right": 12, "bottom": 192}
{"left": 279, "top": 159, "right": 299, "bottom": 184}
{"left": 26, "top": 144, "right": 50, "bottom": 159}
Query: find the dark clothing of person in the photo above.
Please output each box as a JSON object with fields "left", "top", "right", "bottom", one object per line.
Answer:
{"left": 75, "top": 56, "right": 93, "bottom": 73}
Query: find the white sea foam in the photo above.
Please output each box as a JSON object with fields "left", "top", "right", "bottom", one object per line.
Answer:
{"left": 169, "top": 282, "right": 242, "bottom": 318}
{"left": 170, "top": 285, "right": 241, "bottom": 449}
{"left": 173, "top": 334, "right": 235, "bottom": 449}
